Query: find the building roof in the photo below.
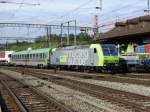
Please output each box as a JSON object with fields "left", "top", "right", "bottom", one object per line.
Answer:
{"left": 96, "top": 15, "right": 150, "bottom": 41}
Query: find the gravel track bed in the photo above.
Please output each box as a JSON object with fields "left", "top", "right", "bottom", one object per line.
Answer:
{"left": 5, "top": 67, "right": 150, "bottom": 87}
{"left": 0, "top": 69, "right": 133, "bottom": 112}
{"left": 28, "top": 70, "right": 150, "bottom": 97}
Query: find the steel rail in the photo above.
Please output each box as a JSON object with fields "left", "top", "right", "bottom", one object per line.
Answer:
{"left": 0, "top": 80, "right": 27, "bottom": 112}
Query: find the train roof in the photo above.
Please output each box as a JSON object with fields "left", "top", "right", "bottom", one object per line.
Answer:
{"left": 13, "top": 48, "right": 51, "bottom": 55}
{"left": 56, "top": 44, "right": 116, "bottom": 50}
{"left": 57, "top": 45, "right": 90, "bottom": 50}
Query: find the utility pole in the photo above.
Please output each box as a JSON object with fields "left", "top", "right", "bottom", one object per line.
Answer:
{"left": 60, "top": 24, "right": 63, "bottom": 46}
{"left": 46, "top": 27, "right": 48, "bottom": 48}
{"left": 5, "top": 41, "right": 8, "bottom": 51}
{"left": 148, "top": 0, "right": 150, "bottom": 14}
{"left": 93, "top": 15, "right": 99, "bottom": 40}
{"left": 48, "top": 26, "right": 51, "bottom": 48}
{"left": 46, "top": 27, "right": 51, "bottom": 48}
{"left": 99, "top": 0, "right": 102, "bottom": 11}
{"left": 74, "top": 20, "right": 77, "bottom": 45}
{"left": 144, "top": 0, "right": 150, "bottom": 15}
{"left": 61, "top": 20, "right": 77, "bottom": 46}
{"left": 67, "top": 22, "right": 70, "bottom": 46}
{"left": 94, "top": 0, "right": 102, "bottom": 40}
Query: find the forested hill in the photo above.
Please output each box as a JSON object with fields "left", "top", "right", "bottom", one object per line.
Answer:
{"left": 3, "top": 33, "right": 93, "bottom": 51}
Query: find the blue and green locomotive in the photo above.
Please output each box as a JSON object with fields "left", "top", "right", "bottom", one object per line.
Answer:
{"left": 51, "top": 44, "right": 119, "bottom": 72}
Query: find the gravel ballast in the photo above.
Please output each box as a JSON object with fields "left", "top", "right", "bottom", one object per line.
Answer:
{"left": 28, "top": 70, "right": 150, "bottom": 97}
{"left": 0, "top": 69, "right": 133, "bottom": 112}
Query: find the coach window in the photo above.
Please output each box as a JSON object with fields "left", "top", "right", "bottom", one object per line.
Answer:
{"left": 44, "top": 53, "right": 46, "bottom": 58}
{"left": 40, "top": 53, "right": 42, "bottom": 59}
{"left": 33, "top": 54, "right": 35, "bottom": 60}
{"left": 27, "top": 54, "right": 30, "bottom": 59}
{"left": 24, "top": 54, "right": 26, "bottom": 59}
{"left": 32, "top": 54, "right": 34, "bottom": 60}
{"left": 22, "top": 55, "right": 24, "bottom": 59}
{"left": 29, "top": 54, "right": 31, "bottom": 59}
{"left": 42, "top": 53, "right": 44, "bottom": 59}
{"left": 39, "top": 53, "right": 41, "bottom": 59}
{"left": 36, "top": 54, "right": 38, "bottom": 60}
{"left": 30, "top": 54, "right": 32, "bottom": 59}
{"left": 38, "top": 54, "right": 39, "bottom": 59}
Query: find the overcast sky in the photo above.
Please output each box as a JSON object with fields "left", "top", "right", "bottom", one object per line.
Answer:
{"left": 0, "top": 0, "right": 147, "bottom": 26}
{"left": 0, "top": 0, "right": 148, "bottom": 43}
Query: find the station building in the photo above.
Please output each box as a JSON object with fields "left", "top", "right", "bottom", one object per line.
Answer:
{"left": 96, "top": 15, "right": 150, "bottom": 54}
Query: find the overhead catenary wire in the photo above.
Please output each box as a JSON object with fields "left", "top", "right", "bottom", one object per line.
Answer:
{"left": 50, "top": 0, "right": 145, "bottom": 28}
{"left": 48, "top": 0, "right": 94, "bottom": 24}
{"left": 0, "top": 1, "right": 40, "bottom": 6}
{"left": 10, "top": 0, "right": 25, "bottom": 19}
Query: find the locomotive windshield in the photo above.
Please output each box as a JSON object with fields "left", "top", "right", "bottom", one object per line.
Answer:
{"left": 101, "top": 44, "right": 118, "bottom": 56}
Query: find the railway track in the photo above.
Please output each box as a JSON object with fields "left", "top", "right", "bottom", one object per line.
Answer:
{"left": 35, "top": 69, "right": 150, "bottom": 86}
{"left": 3, "top": 66, "right": 150, "bottom": 80}
{"left": 0, "top": 73, "right": 74, "bottom": 112}
{"left": 5, "top": 68, "right": 150, "bottom": 112}
{"left": 7, "top": 66, "right": 150, "bottom": 86}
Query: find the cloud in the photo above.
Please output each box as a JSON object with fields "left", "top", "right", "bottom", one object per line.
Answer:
{"left": 0, "top": 0, "right": 148, "bottom": 42}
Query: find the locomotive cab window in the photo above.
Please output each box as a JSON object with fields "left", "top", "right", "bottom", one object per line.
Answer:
{"left": 101, "top": 44, "right": 118, "bottom": 56}
{"left": 94, "top": 48, "right": 97, "bottom": 53}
